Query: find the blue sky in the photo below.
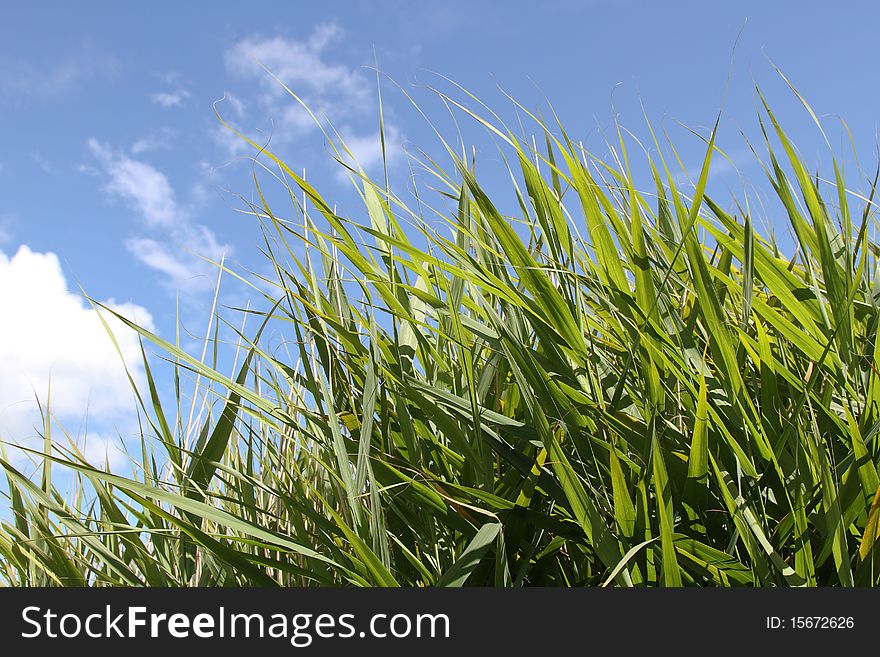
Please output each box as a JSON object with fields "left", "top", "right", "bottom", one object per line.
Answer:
{"left": 1, "top": 0, "right": 878, "bottom": 470}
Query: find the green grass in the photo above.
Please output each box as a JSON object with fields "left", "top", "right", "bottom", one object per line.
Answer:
{"left": 3, "top": 79, "right": 880, "bottom": 587}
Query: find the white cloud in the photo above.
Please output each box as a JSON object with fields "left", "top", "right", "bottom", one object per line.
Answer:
{"left": 208, "top": 93, "right": 253, "bottom": 157}
{"left": 87, "top": 139, "right": 179, "bottom": 227}
{"left": 223, "top": 25, "right": 406, "bottom": 181}
{"left": 220, "top": 91, "right": 247, "bottom": 118}
{"left": 151, "top": 89, "right": 191, "bottom": 108}
{"left": 86, "top": 141, "right": 232, "bottom": 293}
{"left": 125, "top": 225, "right": 227, "bottom": 292}
{"left": 209, "top": 122, "right": 253, "bottom": 158}
{"left": 79, "top": 432, "right": 128, "bottom": 471}
{"left": 125, "top": 237, "right": 197, "bottom": 284}
{"left": 280, "top": 104, "right": 318, "bottom": 133}
{"left": 30, "top": 151, "right": 55, "bottom": 174}
{"left": 338, "top": 124, "right": 403, "bottom": 175}
{"left": 131, "top": 129, "right": 176, "bottom": 155}
{"left": 0, "top": 245, "right": 154, "bottom": 465}
{"left": 225, "top": 24, "right": 372, "bottom": 135}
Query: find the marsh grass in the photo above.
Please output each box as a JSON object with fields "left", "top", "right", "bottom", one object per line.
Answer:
{"left": 2, "top": 77, "right": 880, "bottom": 587}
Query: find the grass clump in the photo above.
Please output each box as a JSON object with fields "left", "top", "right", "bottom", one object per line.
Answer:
{"left": 2, "top": 80, "right": 880, "bottom": 587}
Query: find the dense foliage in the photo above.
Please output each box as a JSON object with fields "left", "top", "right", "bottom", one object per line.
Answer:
{"left": 3, "top": 85, "right": 880, "bottom": 586}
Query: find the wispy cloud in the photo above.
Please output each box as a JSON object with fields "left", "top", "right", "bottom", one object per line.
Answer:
{"left": 151, "top": 89, "right": 191, "bottom": 108}
{"left": 86, "top": 140, "right": 231, "bottom": 293}
{"left": 150, "top": 72, "right": 191, "bottom": 108}
{"left": 223, "top": 24, "right": 403, "bottom": 175}
{"left": 336, "top": 124, "right": 403, "bottom": 179}
{"left": 30, "top": 151, "right": 56, "bottom": 174}
{"left": 208, "top": 93, "right": 253, "bottom": 157}
{"left": 79, "top": 432, "right": 128, "bottom": 471}
{"left": 0, "top": 45, "right": 119, "bottom": 105}
{"left": 125, "top": 223, "right": 228, "bottom": 291}
{"left": 226, "top": 23, "right": 370, "bottom": 130}
{"left": 222, "top": 91, "right": 247, "bottom": 118}
{"left": 131, "top": 128, "right": 176, "bottom": 155}
{"left": 87, "top": 139, "right": 179, "bottom": 227}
